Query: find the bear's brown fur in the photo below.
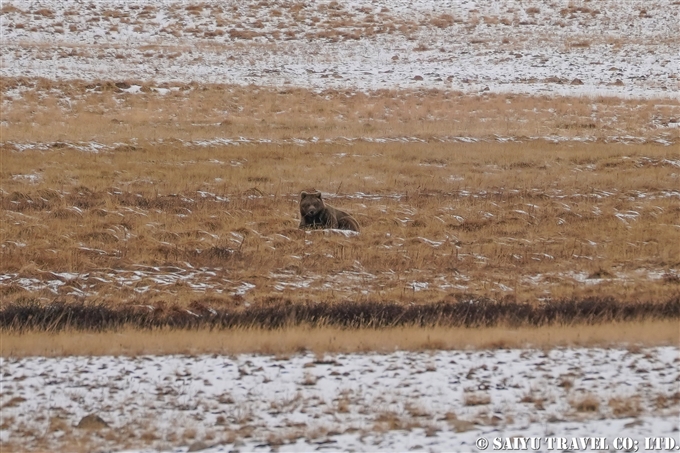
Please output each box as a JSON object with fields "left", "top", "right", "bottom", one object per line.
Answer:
{"left": 298, "top": 191, "right": 360, "bottom": 232}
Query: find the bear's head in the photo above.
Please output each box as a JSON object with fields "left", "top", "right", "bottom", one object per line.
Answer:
{"left": 300, "top": 191, "right": 325, "bottom": 217}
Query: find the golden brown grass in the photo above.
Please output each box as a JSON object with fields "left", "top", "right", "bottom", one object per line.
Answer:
{"left": 1, "top": 320, "right": 677, "bottom": 357}
{"left": 2, "top": 78, "right": 678, "bottom": 144}
{"left": 608, "top": 396, "right": 643, "bottom": 418}
{"left": 570, "top": 393, "right": 601, "bottom": 413}
{"left": 2, "top": 138, "right": 678, "bottom": 308}
{"left": 1, "top": 78, "right": 679, "bottom": 347}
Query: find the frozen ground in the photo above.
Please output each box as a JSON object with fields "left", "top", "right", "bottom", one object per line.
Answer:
{"left": 1, "top": 0, "right": 678, "bottom": 98}
{"left": 1, "top": 347, "right": 678, "bottom": 452}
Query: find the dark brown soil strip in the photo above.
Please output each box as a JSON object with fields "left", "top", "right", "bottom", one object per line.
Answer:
{"left": 1, "top": 296, "right": 679, "bottom": 332}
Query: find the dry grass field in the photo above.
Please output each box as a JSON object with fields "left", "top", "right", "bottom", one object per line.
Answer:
{"left": 1, "top": 2, "right": 679, "bottom": 450}
{"left": 2, "top": 321, "right": 679, "bottom": 357}
{"left": 2, "top": 78, "right": 679, "bottom": 144}
{"left": 2, "top": 80, "right": 680, "bottom": 352}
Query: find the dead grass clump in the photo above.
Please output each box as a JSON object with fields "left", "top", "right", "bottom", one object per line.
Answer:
{"left": 139, "top": 431, "right": 160, "bottom": 442}
{"left": 570, "top": 394, "right": 600, "bottom": 412}
{"left": 608, "top": 396, "right": 642, "bottom": 418}
{"left": 654, "top": 392, "right": 680, "bottom": 410}
{"left": 76, "top": 414, "right": 109, "bottom": 430}
{"left": 33, "top": 8, "right": 54, "bottom": 17}
{"left": 406, "top": 403, "right": 431, "bottom": 418}
{"left": 1, "top": 4, "right": 24, "bottom": 14}
{"left": 570, "top": 40, "right": 591, "bottom": 48}
{"left": 185, "top": 4, "right": 203, "bottom": 13}
{"left": 560, "top": 6, "right": 594, "bottom": 16}
{"left": 335, "top": 394, "right": 351, "bottom": 413}
{"left": 2, "top": 397, "right": 27, "bottom": 408}
{"left": 464, "top": 392, "right": 491, "bottom": 406}
{"left": 431, "top": 14, "right": 455, "bottom": 28}
{"left": 374, "top": 411, "right": 409, "bottom": 431}
{"left": 441, "top": 412, "right": 476, "bottom": 432}
{"left": 229, "top": 28, "right": 262, "bottom": 40}
{"left": 300, "top": 372, "right": 318, "bottom": 386}
{"left": 558, "top": 376, "right": 575, "bottom": 390}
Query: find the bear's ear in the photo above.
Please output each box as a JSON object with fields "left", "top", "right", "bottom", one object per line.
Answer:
{"left": 314, "top": 192, "right": 322, "bottom": 199}
{"left": 300, "top": 191, "right": 308, "bottom": 198}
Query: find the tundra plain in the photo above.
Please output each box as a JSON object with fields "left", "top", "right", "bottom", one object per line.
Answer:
{"left": 1, "top": 0, "right": 679, "bottom": 452}
{"left": 2, "top": 133, "right": 679, "bottom": 311}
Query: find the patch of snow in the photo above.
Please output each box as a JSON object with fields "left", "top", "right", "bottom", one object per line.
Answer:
{"left": 233, "top": 282, "right": 256, "bottom": 296}
{"left": 1, "top": 0, "right": 678, "bottom": 99}
{"left": 11, "top": 173, "right": 42, "bottom": 184}
{"left": 1, "top": 347, "right": 677, "bottom": 452}
{"left": 5, "top": 132, "right": 678, "bottom": 154}
{"left": 409, "top": 281, "right": 429, "bottom": 291}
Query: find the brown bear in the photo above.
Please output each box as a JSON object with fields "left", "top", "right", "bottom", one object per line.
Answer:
{"left": 298, "top": 191, "right": 360, "bottom": 232}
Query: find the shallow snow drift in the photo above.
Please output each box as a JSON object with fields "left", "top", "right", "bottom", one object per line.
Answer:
{"left": 1, "top": 346, "right": 678, "bottom": 452}
{"left": 2, "top": 0, "right": 678, "bottom": 98}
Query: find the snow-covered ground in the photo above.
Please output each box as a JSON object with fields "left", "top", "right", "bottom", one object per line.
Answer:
{"left": 1, "top": 0, "right": 678, "bottom": 98}
{"left": 1, "top": 347, "right": 678, "bottom": 452}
